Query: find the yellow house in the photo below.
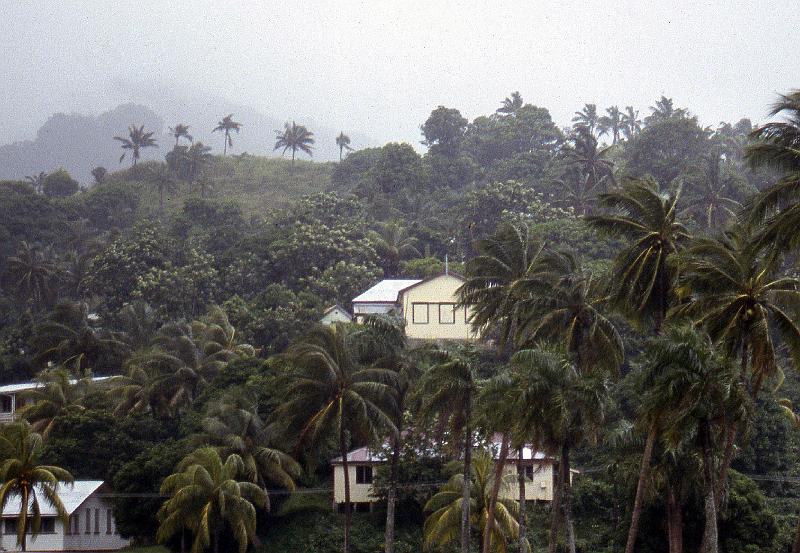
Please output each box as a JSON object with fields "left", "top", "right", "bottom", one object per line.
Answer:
{"left": 331, "top": 440, "right": 573, "bottom": 507}
{"left": 351, "top": 273, "right": 477, "bottom": 342}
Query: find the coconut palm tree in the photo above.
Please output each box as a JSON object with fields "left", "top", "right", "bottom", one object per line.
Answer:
{"left": 417, "top": 346, "right": 481, "bottom": 553}
{"left": 585, "top": 177, "right": 691, "bottom": 332}
{"left": 114, "top": 124, "right": 158, "bottom": 166}
{"left": 158, "top": 447, "right": 267, "bottom": 553}
{"left": 369, "top": 221, "right": 421, "bottom": 277}
{"left": 744, "top": 90, "right": 800, "bottom": 251}
{"left": 0, "top": 421, "right": 74, "bottom": 552}
{"left": 5, "top": 241, "right": 58, "bottom": 309}
{"left": 516, "top": 251, "right": 624, "bottom": 374}
{"left": 565, "top": 126, "right": 615, "bottom": 198}
{"left": 599, "top": 106, "right": 624, "bottom": 144}
{"left": 572, "top": 104, "right": 599, "bottom": 135}
{"left": 17, "top": 366, "right": 93, "bottom": 437}
{"left": 335, "top": 132, "right": 353, "bottom": 161}
{"left": 212, "top": 114, "right": 242, "bottom": 155}
{"left": 681, "top": 151, "right": 743, "bottom": 229}
{"left": 511, "top": 346, "right": 609, "bottom": 553}
{"left": 277, "top": 323, "right": 397, "bottom": 553}
{"left": 190, "top": 306, "right": 256, "bottom": 363}
{"left": 182, "top": 142, "right": 214, "bottom": 190}
{"left": 198, "top": 389, "right": 299, "bottom": 498}
{"left": 24, "top": 172, "right": 47, "bottom": 194}
{"left": 647, "top": 96, "right": 686, "bottom": 122}
{"left": 621, "top": 106, "right": 642, "bottom": 140}
{"left": 497, "top": 91, "right": 524, "bottom": 115}
{"left": 274, "top": 121, "right": 315, "bottom": 166}
{"left": 423, "top": 450, "right": 523, "bottom": 553}
{"left": 168, "top": 123, "right": 193, "bottom": 146}
{"left": 457, "top": 221, "right": 551, "bottom": 350}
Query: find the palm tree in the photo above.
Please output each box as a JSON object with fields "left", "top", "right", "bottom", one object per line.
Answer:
{"left": 182, "top": 142, "right": 214, "bottom": 190}
{"left": 517, "top": 251, "right": 624, "bottom": 374}
{"left": 274, "top": 121, "right": 315, "bottom": 166}
{"left": 647, "top": 96, "right": 686, "bottom": 122}
{"left": 17, "top": 366, "right": 92, "bottom": 437}
{"left": 565, "top": 126, "right": 615, "bottom": 208}
{"left": 198, "top": 389, "right": 299, "bottom": 498}
{"left": 621, "top": 106, "right": 642, "bottom": 140}
{"left": 335, "top": 132, "right": 353, "bottom": 161}
{"left": 212, "top": 114, "right": 242, "bottom": 155}
{"left": 5, "top": 241, "right": 58, "bottom": 309}
{"left": 90, "top": 167, "right": 107, "bottom": 185}
{"left": 24, "top": 172, "right": 47, "bottom": 194}
{"left": 146, "top": 164, "right": 178, "bottom": 211}
{"left": 423, "top": 450, "right": 523, "bottom": 553}
{"left": 744, "top": 90, "right": 800, "bottom": 251}
{"left": 572, "top": 103, "right": 599, "bottom": 135}
{"left": 681, "top": 151, "right": 742, "bottom": 229}
{"left": 168, "top": 123, "right": 193, "bottom": 146}
{"left": 585, "top": 177, "right": 691, "bottom": 332}
{"left": 369, "top": 221, "right": 421, "bottom": 277}
{"left": 457, "top": 222, "right": 550, "bottom": 350}
{"left": 0, "top": 421, "right": 74, "bottom": 552}
{"left": 158, "top": 447, "right": 267, "bottom": 553}
{"left": 191, "top": 306, "right": 256, "bottom": 363}
{"left": 277, "top": 323, "right": 397, "bottom": 553}
{"left": 510, "top": 347, "right": 609, "bottom": 553}
{"left": 599, "top": 106, "right": 623, "bottom": 144}
{"left": 114, "top": 124, "right": 158, "bottom": 166}
{"left": 497, "top": 91, "right": 524, "bottom": 115}
{"left": 417, "top": 347, "right": 481, "bottom": 553}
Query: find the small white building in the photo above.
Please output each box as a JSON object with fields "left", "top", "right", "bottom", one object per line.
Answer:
{"left": 319, "top": 305, "right": 353, "bottom": 325}
{"left": 352, "top": 274, "right": 477, "bottom": 342}
{"left": 0, "top": 480, "right": 130, "bottom": 552}
{"left": 0, "top": 378, "right": 110, "bottom": 424}
{"left": 331, "top": 439, "right": 573, "bottom": 507}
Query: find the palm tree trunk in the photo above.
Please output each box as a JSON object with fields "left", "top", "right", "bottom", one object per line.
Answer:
{"left": 561, "top": 445, "right": 576, "bottom": 553}
{"left": 483, "top": 434, "right": 510, "bottom": 553}
{"left": 667, "top": 483, "right": 683, "bottom": 553}
{"left": 385, "top": 433, "right": 401, "bottom": 553}
{"left": 340, "top": 424, "right": 352, "bottom": 553}
{"left": 223, "top": 133, "right": 228, "bottom": 155}
{"left": 716, "top": 344, "right": 747, "bottom": 507}
{"left": 518, "top": 446, "right": 528, "bottom": 553}
{"left": 181, "top": 528, "right": 186, "bottom": 553}
{"left": 292, "top": 148, "right": 296, "bottom": 167}
{"left": 461, "top": 398, "right": 473, "bottom": 553}
{"left": 214, "top": 526, "right": 219, "bottom": 553}
{"left": 625, "top": 421, "right": 658, "bottom": 553}
{"left": 339, "top": 146, "right": 343, "bottom": 161}
{"left": 701, "top": 420, "right": 719, "bottom": 553}
{"left": 548, "top": 459, "right": 562, "bottom": 553}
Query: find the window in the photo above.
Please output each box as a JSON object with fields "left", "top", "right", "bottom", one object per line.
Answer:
{"left": 94, "top": 508, "right": 100, "bottom": 534}
{"left": 412, "top": 303, "right": 429, "bottom": 324}
{"left": 355, "top": 465, "right": 373, "bottom": 485}
{"left": 85, "top": 508, "right": 91, "bottom": 534}
{"left": 73, "top": 514, "right": 80, "bottom": 535}
{"left": 39, "top": 518, "right": 55, "bottom": 534}
{"left": 4, "top": 518, "right": 17, "bottom": 535}
{"left": 525, "top": 465, "right": 535, "bottom": 480}
{"left": 0, "top": 395, "right": 11, "bottom": 413}
{"left": 106, "top": 510, "right": 112, "bottom": 535}
{"left": 438, "top": 303, "right": 456, "bottom": 324}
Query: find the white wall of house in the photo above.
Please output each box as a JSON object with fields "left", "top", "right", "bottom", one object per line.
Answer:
{"left": 400, "top": 275, "right": 477, "bottom": 341}
{"left": 0, "top": 518, "right": 65, "bottom": 552}
{"left": 333, "top": 464, "right": 377, "bottom": 504}
{"left": 500, "top": 462, "right": 556, "bottom": 502}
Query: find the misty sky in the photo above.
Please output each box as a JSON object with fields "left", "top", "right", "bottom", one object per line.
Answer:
{"left": 1, "top": 1, "right": 798, "bottom": 147}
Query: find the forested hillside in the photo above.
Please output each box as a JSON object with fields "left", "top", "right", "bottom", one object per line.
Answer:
{"left": 1, "top": 91, "right": 799, "bottom": 553}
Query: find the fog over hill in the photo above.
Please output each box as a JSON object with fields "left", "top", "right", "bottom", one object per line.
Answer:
{"left": 0, "top": 85, "right": 377, "bottom": 184}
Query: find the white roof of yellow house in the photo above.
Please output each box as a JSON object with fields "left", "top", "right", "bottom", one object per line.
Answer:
{"left": 0, "top": 481, "right": 106, "bottom": 517}
{"left": 0, "top": 377, "right": 111, "bottom": 395}
{"left": 352, "top": 279, "right": 421, "bottom": 304}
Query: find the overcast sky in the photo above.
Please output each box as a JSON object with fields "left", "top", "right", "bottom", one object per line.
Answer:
{"left": 1, "top": 1, "right": 798, "bottom": 146}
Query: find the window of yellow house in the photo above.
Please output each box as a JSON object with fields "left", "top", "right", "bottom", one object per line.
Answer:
{"left": 439, "top": 303, "right": 456, "bottom": 324}
{"left": 412, "top": 303, "right": 429, "bottom": 324}
{"left": 355, "top": 465, "right": 373, "bottom": 484}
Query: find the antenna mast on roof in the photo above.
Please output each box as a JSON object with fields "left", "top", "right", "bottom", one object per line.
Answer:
{"left": 445, "top": 254, "right": 448, "bottom": 275}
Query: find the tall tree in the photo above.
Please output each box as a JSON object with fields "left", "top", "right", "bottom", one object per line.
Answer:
{"left": 744, "top": 90, "right": 800, "bottom": 251}
{"left": 274, "top": 121, "right": 315, "bottom": 165}
{"left": 621, "top": 106, "right": 642, "bottom": 140}
{"left": 418, "top": 347, "right": 481, "bottom": 553}
{"left": 146, "top": 164, "right": 178, "bottom": 211}
{"left": 572, "top": 103, "right": 599, "bottom": 135}
{"left": 114, "top": 124, "right": 158, "bottom": 166}
{"left": 5, "top": 241, "right": 58, "bottom": 309}
{"left": 599, "top": 105, "right": 624, "bottom": 144}
{"left": 277, "top": 323, "right": 397, "bottom": 553}
{"left": 586, "top": 177, "right": 690, "bottom": 332}
{"left": 0, "top": 421, "right": 74, "bottom": 552}
{"left": 212, "top": 114, "right": 242, "bottom": 155}
{"left": 335, "top": 132, "right": 353, "bottom": 161}
{"left": 497, "top": 91, "right": 524, "bottom": 115}
{"left": 168, "top": 123, "right": 193, "bottom": 146}
{"left": 24, "top": 172, "right": 47, "bottom": 194}
{"left": 647, "top": 96, "right": 686, "bottom": 122}
{"left": 17, "top": 366, "right": 92, "bottom": 437}
{"left": 158, "top": 447, "right": 267, "bottom": 553}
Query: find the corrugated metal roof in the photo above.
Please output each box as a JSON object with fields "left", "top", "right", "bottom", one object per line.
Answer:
{"left": 1, "top": 481, "right": 104, "bottom": 517}
{"left": 352, "top": 280, "right": 421, "bottom": 304}
{"left": 0, "top": 377, "right": 111, "bottom": 395}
